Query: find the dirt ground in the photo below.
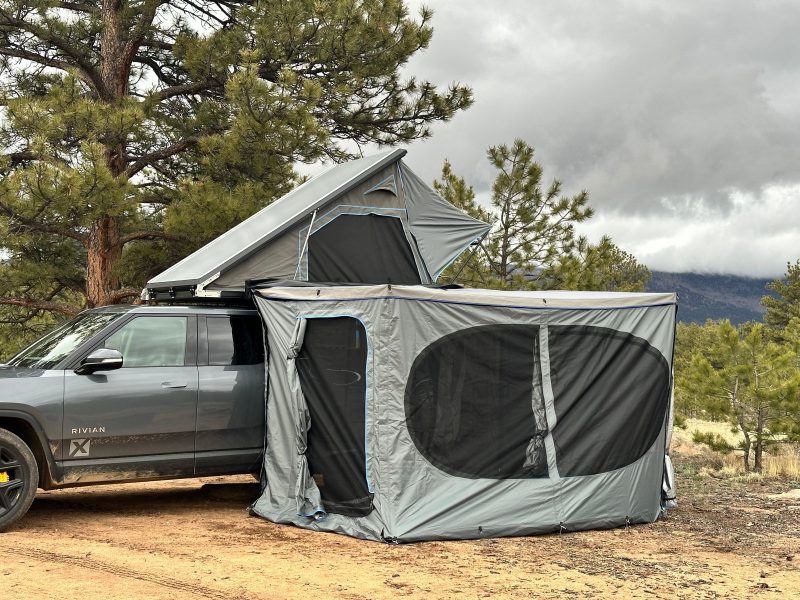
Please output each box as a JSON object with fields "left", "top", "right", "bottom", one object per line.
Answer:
{"left": 3, "top": 451, "right": 800, "bottom": 599}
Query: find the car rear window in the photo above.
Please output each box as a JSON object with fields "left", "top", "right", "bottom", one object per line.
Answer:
{"left": 207, "top": 316, "right": 264, "bottom": 366}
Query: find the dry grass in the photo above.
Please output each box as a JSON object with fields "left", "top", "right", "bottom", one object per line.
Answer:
{"left": 674, "top": 418, "right": 800, "bottom": 479}
{"left": 684, "top": 417, "right": 744, "bottom": 445}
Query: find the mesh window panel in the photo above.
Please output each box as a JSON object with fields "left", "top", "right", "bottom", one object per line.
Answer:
{"left": 296, "top": 317, "right": 373, "bottom": 516}
{"left": 548, "top": 325, "right": 671, "bottom": 477}
{"left": 405, "top": 325, "right": 548, "bottom": 479}
{"left": 308, "top": 214, "right": 421, "bottom": 284}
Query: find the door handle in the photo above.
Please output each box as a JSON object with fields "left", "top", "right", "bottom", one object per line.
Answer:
{"left": 161, "top": 382, "right": 188, "bottom": 389}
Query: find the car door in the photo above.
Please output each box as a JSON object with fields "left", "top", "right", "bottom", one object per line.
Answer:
{"left": 61, "top": 314, "right": 199, "bottom": 484}
{"left": 195, "top": 314, "right": 265, "bottom": 475}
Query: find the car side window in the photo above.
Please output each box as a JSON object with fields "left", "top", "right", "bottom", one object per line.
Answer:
{"left": 105, "top": 316, "right": 188, "bottom": 368}
{"left": 207, "top": 316, "right": 264, "bottom": 366}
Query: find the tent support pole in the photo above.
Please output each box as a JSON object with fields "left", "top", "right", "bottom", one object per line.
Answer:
{"left": 449, "top": 232, "right": 488, "bottom": 285}
{"left": 294, "top": 209, "right": 318, "bottom": 280}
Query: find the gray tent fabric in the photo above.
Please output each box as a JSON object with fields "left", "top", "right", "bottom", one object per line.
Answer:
{"left": 400, "top": 165, "right": 491, "bottom": 279}
{"left": 286, "top": 319, "right": 324, "bottom": 517}
{"left": 145, "top": 151, "right": 490, "bottom": 297}
{"left": 250, "top": 285, "right": 677, "bottom": 542}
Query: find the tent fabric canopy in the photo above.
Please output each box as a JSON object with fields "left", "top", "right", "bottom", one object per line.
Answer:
{"left": 250, "top": 284, "right": 677, "bottom": 542}
{"left": 145, "top": 150, "right": 490, "bottom": 296}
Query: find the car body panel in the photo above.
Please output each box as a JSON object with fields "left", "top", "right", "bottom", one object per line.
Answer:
{"left": 61, "top": 365, "right": 200, "bottom": 483}
{"left": 0, "top": 368, "right": 65, "bottom": 457}
{"left": 0, "top": 303, "right": 266, "bottom": 489}
{"left": 196, "top": 363, "right": 264, "bottom": 474}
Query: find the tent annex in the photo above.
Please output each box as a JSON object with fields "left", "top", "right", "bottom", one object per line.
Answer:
{"left": 250, "top": 284, "right": 677, "bottom": 542}
{"left": 145, "top": 149, "right": 490, "bottom": 299}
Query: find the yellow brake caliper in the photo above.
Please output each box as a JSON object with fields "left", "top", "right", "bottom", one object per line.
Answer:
{"left": 0, "top": 471, "right": 9, "bottom": 483}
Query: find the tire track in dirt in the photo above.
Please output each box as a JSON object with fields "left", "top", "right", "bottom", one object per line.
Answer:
{"left": 13, "top": 546, "right": 254, "bottom": 600}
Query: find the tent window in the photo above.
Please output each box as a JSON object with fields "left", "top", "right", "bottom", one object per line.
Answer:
{"left": 548, "top": 325, "right": 671, "bottom": 477}
{"left": 308, "top": 214, "right": 421, "bottom": 284}
{"left": 295, "top": 317, "right": 372, "bottom": 516}
{"left": 404, "top": 325, "right": 548, "bottom": 479}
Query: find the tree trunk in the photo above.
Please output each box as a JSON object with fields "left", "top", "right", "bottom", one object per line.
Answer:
{"left": 100, "top": 1, "right": 131, "bottom": 100}
{"left": 730, "top": 377, "right": 751, "bottom": 472}
{"left": 754, "top": 438, "right": 763, "bottom": 473}
{"left": 754, "top": 407, "right": 765, "bottom": 473}
{"left": 83, "top": 1, "right": 130, "bottom": 307}
{"left": 85, "top": 217, "right": 123, "bottom": 308}
{"left": 742, "top": 436, "right": 751, "bottom": 473}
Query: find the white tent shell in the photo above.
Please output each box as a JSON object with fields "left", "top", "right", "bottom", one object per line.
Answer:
{"left": 145, "top": 149, "right": 490, "bottom": 298}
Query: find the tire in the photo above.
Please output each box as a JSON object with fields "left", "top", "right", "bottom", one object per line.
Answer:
{"left": 0, "top": 428, "right": 39, "bottom": 532}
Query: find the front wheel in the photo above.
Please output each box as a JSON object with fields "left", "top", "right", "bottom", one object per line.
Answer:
{"left": 0, "top": 428, "right": 39, "bottom": 532}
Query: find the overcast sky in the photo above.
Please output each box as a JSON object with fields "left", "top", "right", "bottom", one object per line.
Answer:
{"left": 395, "top": 0, "right": 800, "bottom": 277}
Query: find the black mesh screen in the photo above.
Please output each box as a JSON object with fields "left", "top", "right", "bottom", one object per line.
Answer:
{"left": 404, "top": 325, "right": 547, "bottom": 479}
{"left": 296, "top": 317, "right": 373, "bottom": 516}
{"left": 308, "top": 214, "right": 422, "bottom": 284}
{"left": 548, "top": 325, "right": 671, "bottom": 477}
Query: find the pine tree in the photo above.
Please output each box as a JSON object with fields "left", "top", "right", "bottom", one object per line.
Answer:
{"left": 542, "top": 235, "right": 650, "bottom": 292}
{"left": 435, "top": 141, "right": 647, "bottom": 292}
{"left": 0, "top": 1, "right": 472, "bottom": 333}
{"left": 483, "top": 139, "right": 592, "bottom": 288}
{"left": 763, "top": 259, "right": 800, "bottom": 338}
{"left": 682, "top": 320, "right": 800, "bottom": 472}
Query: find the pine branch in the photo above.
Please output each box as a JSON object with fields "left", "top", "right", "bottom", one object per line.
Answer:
{"left": 0, "top": 9, "right": 105, "bottom": 96}
{"left": 4, "top": 150, "right": 70, "bottom": 168}
{"left": 56, "top": 2, "right": 98, "bottom": 14}
{"left": 106, "top": 287, "right": 141, "bottom": 303}
{"left": 149, "top": 79, "right": 223, "bottom": 103}
{"left": 119, "top": 230, "right": 178, "bottom": 244}
{"left": 0, "top": 201, "right": 86, "bottom": 243}
{"left": 0, "top": 46, "right": 75, "bottom": 74}
{"left": 0, "top": 297, "right": 80, "bottom": 317}
{"left": 123, "top": 136, "right": 200, "bottom": 178}
{"left": 123, "top": 1, "right": 169, "bottom": 67}
{"left": 133, "top": 55, "right": 180, "bottom": 86}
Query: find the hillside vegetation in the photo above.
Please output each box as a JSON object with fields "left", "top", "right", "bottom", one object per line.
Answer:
{"left": 648, "top": 271, "right": 772, "bottom": 324}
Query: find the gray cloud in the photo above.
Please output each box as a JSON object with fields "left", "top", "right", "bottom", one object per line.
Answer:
{"left": 395, "top": 0, "right": 800, "bottom": 276}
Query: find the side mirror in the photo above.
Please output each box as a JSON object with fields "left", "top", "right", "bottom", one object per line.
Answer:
{"left": 75, "top": 348, "right": 123, "bottom": 375}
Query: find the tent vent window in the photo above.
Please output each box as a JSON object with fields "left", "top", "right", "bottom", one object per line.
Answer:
{"left": 296, "top": 317, "right": 373, "bottom": 516}
{"left": 364, "top": 175, "right": 398, "bottom": 196}
{"left": 404, "top": 325, "right": 548, "bottom": 479}
{"left": 548, "top": 325, "right": 671, "bottom": 477}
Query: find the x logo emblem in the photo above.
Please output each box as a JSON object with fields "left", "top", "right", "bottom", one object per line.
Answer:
{"left": 70, "top": 438, "right": 90, "bottom": 457}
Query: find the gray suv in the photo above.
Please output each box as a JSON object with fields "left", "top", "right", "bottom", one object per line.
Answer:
{"left": 0, "top": 304, "right": 265, "bottom": 530}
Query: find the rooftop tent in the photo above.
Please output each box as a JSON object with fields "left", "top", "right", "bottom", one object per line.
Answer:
{"left": 249, "top": 284, "right": 678, "bottom": 542}
{"left": 145, "top": 149, "right": 491, "bottom": 298}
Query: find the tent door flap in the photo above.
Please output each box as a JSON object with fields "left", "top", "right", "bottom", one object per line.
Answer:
{"left": 295, "top": 316, "right": 373, "bottom": 517}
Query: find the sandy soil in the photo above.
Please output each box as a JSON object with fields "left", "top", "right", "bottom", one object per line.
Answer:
{"left": 3, "top": 454, "right": 800, "bottom": 599}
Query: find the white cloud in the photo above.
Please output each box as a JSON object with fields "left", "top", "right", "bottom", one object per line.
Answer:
{"left": 397, "top": 0, "right": 800, "bottom": 276}
{"left": 577, "top": 184, "right": 800, "bottom": 277}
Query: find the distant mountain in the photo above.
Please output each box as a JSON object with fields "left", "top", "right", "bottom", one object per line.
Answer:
{"left": 647, "top": 271, "right": 775, "bottom": 324}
